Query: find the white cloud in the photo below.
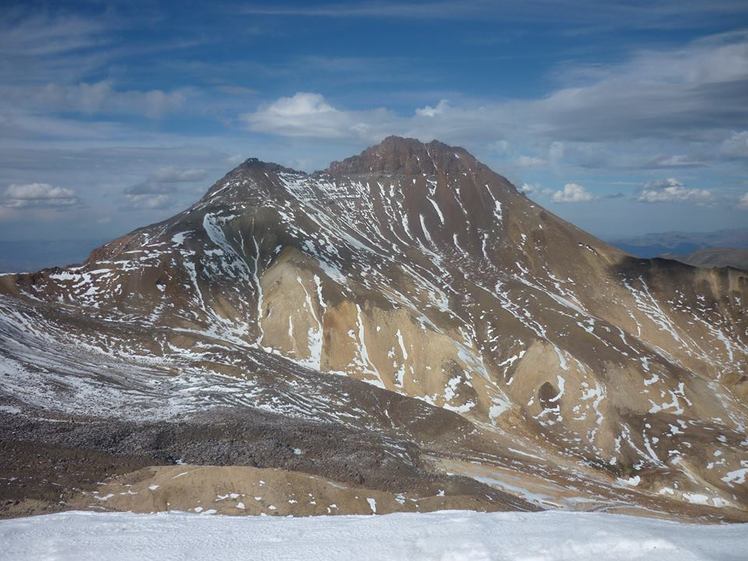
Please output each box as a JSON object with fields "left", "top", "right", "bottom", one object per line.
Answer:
{"left": 0, "top": 13, "right": 109, "bottom": 57}
{"left": 415, "top": 99, "right": 450, "bottom": 117}
{"left": 152, "top": 167, "right": 207, "bottom": 183}
{"left": 637, "top": 178, "right": 713, "bottom": 203}
{"left": 25, "top": 81, "right": 188, "bottom": 118}
{"left": 0, "top": 111, "right": 129, "bottom": 142}
{"left": 739, "top": 192, "right": 748, "bottom": 209}
{"left": 244, "top": 92, "right": 338, "bottom": 136}
{"left": 521, "top": 183, "right": 554, "bottom": 197}
{"left": 1, "top": 183, "right": 80, "bottom": 208}
{"left": 225, "top": 154, "right": 246, "bottom": 166}
{"left": 646, "top": 154, "right": 705, "bottom": 168}
{"left": 261, "top": 92, "right": 335, "bottom": 116}
{"left": 124, "top": 193, "right": 173, "bottom": 210}
{"left": 243, "top": 92, "right": 390, "bottom": 139}
{"left": 515, "top": 155, "right": 547, "bottom": 168}
{"left": 552, "top": 183, "right": 595, "bottom": 203}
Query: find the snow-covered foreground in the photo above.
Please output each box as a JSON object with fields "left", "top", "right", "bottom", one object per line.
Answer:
{"left": 1, "top": 510, "right": 746, "bottom": 561}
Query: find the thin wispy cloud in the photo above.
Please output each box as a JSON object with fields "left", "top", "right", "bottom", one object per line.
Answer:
{"left": 515, "top": 156, "right": 548, "bottom": 168}
{"left": 1, "top": 183, "right": 81, "bottom": 209}
{"left": 240, "top": 1, "right": 472, "bottom": 19}
{"left": 739, "top": 192, "right": 748, "bottom": 209}
{"left": 240, "top": 1, "right": 748, "bottom": 29}
{"left": 721, "top": 131, "right": 748, "bottom": 159}
{"left": 644, "top": 155, "right": 706, "bottom": 169}
{"left": 152, "top": 167, "right": 208, "bottom": 183}
{"left": 2, "top": 81, "right": 189, "bottom": 118}
{"left": 123, "top": 193, "right": 173, "bottom": 210}
{"left": 0, "top": 12, "right": 111, "bottom": 57}
{"left": 123, "top": 166, "right": 209, "bottom": 210}
{"left": 637, "top": 178, "right": 713, "bottom": 203}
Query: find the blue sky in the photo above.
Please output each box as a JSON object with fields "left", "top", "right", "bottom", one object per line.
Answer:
{"left": 1, "top": 0, "right": 747, "bottom": 244}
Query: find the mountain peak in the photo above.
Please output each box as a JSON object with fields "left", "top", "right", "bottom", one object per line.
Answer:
{"left": 237, "top": 157, "right": 298, "bottom": 175}
{"left": 201, "top": 157, "right": 300, "bottom": 201}
{"left": 327, "top": 136, "right": 477, "bottom": 176}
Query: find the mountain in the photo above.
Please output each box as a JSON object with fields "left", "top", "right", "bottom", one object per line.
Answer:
{"left": 661, "top": 248, "right": 748, "bottom": 271}
{"left": 1, "top": 137, "right": 746, "bottom": 521}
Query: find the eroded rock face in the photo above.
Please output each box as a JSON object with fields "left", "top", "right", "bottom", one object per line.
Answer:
{"left": 1, "top": 136, "right": 746, "bottom": 520}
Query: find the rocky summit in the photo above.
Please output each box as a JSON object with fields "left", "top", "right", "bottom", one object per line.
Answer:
{"left": 1, "top": 136, "right": 746, "bottom": 521}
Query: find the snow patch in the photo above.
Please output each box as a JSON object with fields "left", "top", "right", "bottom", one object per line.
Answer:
{"left": 3, "top": 510, "right": 745, "bottom": 561}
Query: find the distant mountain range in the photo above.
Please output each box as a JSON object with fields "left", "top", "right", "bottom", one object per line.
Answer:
{"left": 660, "top": 248, "right": 748, "bottom": 271}
{"left": 0, "top": 240, "right": 102, "bottom": 274}
{"left": 610, "top": 228, "right": 748, "bottom": 259}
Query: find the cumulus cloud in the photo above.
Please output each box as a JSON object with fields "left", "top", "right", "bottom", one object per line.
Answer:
{"left": 552, "top": 183, "right": 595, "bottom": 203}
{"left": 1, "top": 183, "right": 80, "bottom": 209}
{"left": 520, "top": 183, "right": 554, "bottom": 198}
{"left": 637, "top": 178, "right": 713, "bottom": 203}
{"left": 415, "top": 99, "right": 450, "bottom": 117}
{"left": 243, "top": 92, "right": 389, "bottom": 139}
{"left": 739, "top": 192, "right": 748, "bottom": 209}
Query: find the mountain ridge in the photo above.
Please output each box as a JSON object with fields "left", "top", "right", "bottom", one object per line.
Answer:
{"left": 661, "top": 248, "right": 748, "bottom": 271}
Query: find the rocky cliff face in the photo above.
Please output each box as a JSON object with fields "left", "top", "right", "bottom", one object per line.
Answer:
{"left": 1, "top": 137, "right": 746, "bottom": 520}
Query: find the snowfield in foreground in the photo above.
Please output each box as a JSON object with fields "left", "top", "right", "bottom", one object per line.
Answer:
{"left": 1, "top": 510, "right": 747, "bottom": 561}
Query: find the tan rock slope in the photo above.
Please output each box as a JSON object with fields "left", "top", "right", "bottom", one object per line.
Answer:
{"left": 1, "top": 137, "right": 746, "bottom": 521}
